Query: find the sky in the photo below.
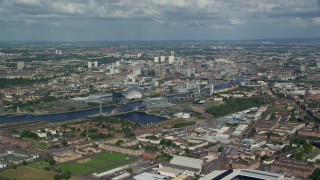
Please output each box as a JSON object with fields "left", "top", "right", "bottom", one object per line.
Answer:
{"left": 0, "top": 0, "right": 320, "bottom": 41}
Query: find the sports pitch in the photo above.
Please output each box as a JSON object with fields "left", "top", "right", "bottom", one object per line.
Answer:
{"left": 58, "top": 152, "right": 136, "bottom": 175}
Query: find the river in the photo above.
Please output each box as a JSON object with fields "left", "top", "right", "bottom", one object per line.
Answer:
{"left": 0, "top": 101, "right": 166, "bottom": 124}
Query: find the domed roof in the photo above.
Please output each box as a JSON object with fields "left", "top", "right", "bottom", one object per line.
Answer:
{"left": 122, "top": 86, "right": 143, "bottom": 99}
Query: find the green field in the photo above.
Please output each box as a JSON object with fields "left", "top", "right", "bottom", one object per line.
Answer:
{"left": 58, "top": 163, "right": 94, "bottom": 174}
{"left": 29, "top": 161, "right": 50, "bottom": 169}
{"left": 96, "top": 152, "right": 130, "bottom": 161}
{"left": 96, "top": 159, "right": 137, "bottom": 173}
{"left": 0, "top": 166, "right": 55, "bottom": 180}
{"left": 84, "top": 158, "right": 113, "bottom": 168}
{"left": 57, "top": 152, "right": 136, "bottom": 176}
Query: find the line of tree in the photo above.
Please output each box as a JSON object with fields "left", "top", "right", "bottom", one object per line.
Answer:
{"left": 0, "top": 77, "right": 49, "bottom": 89}
{"left": 172, "top": 121, "right": 196, "bottom": 128}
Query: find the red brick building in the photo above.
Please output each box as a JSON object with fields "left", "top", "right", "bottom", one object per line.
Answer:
{"left": 271, "top": 158, "right": 315, "bottom": 179}
{"left": 298, "top": 128, "right": 320, "bottom": 138}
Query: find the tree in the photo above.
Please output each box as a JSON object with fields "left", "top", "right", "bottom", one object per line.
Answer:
{"left": 54, "top": 174, "right": 61, "bottom": 180}
{"left": 10, "top": 164, "right": 17, "bottom": 169}
{"left": 80, "top": 130, "right": 87, "bottom": 138}
{"left": 61, "top": 140, "right": 68, "bottom": 147}
{"left": 46, "top": 155, "right": 56, "bottom": 166}
{"left": 127, "top": 168, "right": 133, "bottom": 173}
{"left": 218, "top": 146, "right": 224, "bottom": 153}
{"left": 282, "top": 145, "right": 293, "bottom": 153}
{"left": 21, "top": 130, "right": 39, "bottom": 139}
{"left": 22, "top": 160, "right": 27, "bottom": 165}
{"left": 260, "top": 155, "right": 269, "bottom": 161}
{"left": 115, "top": 139, "right": 124, "bottom": 146}
{"left": 305, "top": 115, "right": 314, "bottom": 121}
{"left": 310, "top": 168, "right": 320, "bottom": 180}
{"left": 46, "top": 131, "right": 52, "bottom": 136}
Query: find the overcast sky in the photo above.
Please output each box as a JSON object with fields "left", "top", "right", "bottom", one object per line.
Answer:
{"left": 0, "top": 0, "right": 320, "bottom": 41}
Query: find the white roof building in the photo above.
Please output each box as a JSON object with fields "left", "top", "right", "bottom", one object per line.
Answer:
{"left": 170, "top": 155, "right": 203, "bottom": 170}
{"left": 201, "top": 169, "right": 285, "bottom": 180}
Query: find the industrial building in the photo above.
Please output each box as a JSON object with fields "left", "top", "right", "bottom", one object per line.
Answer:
{"left": 201, "top": 169, "right": 285, "bottom": 180}
{"left": 158, "top": 155, "right": 203, "bottom": 177}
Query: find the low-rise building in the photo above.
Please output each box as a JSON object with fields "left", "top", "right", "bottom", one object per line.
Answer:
{"left": 298, "top": 128, "right": 320, "bottom": 138}
{"left": 52, "top": 149, "right": 82, "bottom": 163}
{"left": 158, "top": 155, "right": 203, "bottom": 177}
{"left": 271, "top": 158, "right": 315, "bottom": 179}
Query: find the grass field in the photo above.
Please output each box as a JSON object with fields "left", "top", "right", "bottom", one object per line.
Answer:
{"left": 84, "top": 158, "right": 113, "bottom": 168}
{"left": 0, "top": 166, "right": 55, "bottom": 180}
{"left": 95, "top": 158, "right": 137, "bottom": 173}
{"left": 58, "top": 152, "right": 136, "bottom": 175}
{"left": 96, "top": 152, "right": 129, "bottom": 161}
{"left": 29, "top": 161, "right": 50, "bottom": 169}
{"left": 58, "top": 163, "right": 94, "bottom": 174}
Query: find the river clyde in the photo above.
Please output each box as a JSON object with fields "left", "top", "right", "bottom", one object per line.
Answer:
{"left": 0, "top": 101, "right": 167, "bottom": 124}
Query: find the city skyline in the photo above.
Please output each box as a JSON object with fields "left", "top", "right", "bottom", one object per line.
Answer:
{"left": 0, "top": 0, "right": 320, "bottom": 41}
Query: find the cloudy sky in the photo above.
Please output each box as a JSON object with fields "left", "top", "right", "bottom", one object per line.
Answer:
{"left": 0, "top": 0, "right": 320, "bottom": 41}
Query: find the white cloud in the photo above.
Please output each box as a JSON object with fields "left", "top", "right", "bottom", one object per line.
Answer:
{"left": 0, "top": 0, "right": 319, "bottom": 30}
{"left": 289, "top": 17, "right": 310, "bottom": 28}
{"left": 23, "top": 18, "right": 37, "bottom": 25}
{"left": 229, "top": 18, "right": 245, "bottom": 25}
{"left": 312, "top": 17, "right": 320, "bottom": 25}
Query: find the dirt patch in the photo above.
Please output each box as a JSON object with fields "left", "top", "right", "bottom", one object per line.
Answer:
{"left": 77, "top": 158, "right": 91, "bottom": 164}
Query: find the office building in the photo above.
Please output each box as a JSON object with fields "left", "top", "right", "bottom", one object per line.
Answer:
{"left": 168, "top": 56, "right": 175, "bottom": 64}
{"left": 154, "top": 57, "right": 159, "bottom": 63}
{"left": 93, "top": 61, "right": 98, "bottom": 67}
{"left": 160, "top": 56, "right": 166, "bottom": 63}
